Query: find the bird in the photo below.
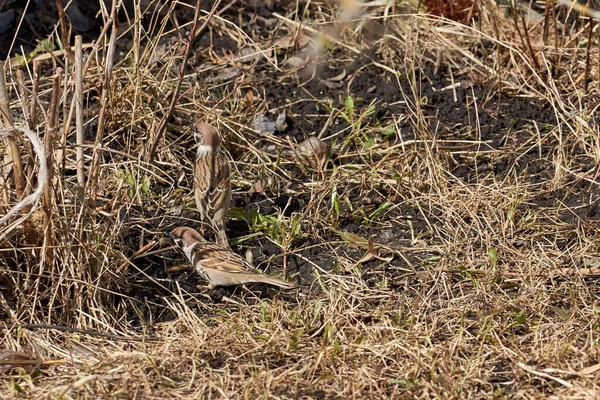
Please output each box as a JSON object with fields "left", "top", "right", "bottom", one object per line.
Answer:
{"left": 170, "top": 226, "right": 298, "bottom": 290}
{"left": 193, "top": 121, "right": 232, "bottom": 247}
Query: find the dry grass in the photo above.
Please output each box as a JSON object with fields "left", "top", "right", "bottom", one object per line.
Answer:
{"left": 1, "top": 0, "right": 600, "bottom": 398}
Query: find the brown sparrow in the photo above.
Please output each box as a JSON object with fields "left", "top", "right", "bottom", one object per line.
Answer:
{"left": 170, "top": 226, "right": 297, "bottom": 290}
{"left": 193, "top": 121, "right": 232, "bottom": 247}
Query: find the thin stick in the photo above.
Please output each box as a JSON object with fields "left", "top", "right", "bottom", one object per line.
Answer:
{"left": 15, "top": 69, "right": 34, "bottom": 206}
{"left": 558, "top": 0, "right": 600, "bottom": 19}
{"left": 60, "top": 19, "right": 115, "bottom": 167}
{"left": 519, "top": 14, "right": 541, "bottom": 72}
{"left": 553, "top": 0, "right": 559, "bottom": 75}
{"left": 145, "top": 0, "right": 220, "bottom": 162}
{"left": 542, "top": 0, "right": 551, "bottom": 44}
{"left": 46, "top": 70, "right": 62, "bottom": 205}
{"left": 516, "top": 362, "right": 573, "bottom": 388}
{"left": 43, "top": 70, "right": 62, "bottom": 256}
{"left": 88, "top": 0, "right": 120, "bottom": 199}
{"left": 584, "top": 18, "right": 593, "bottom": 92}
{"left": 74, "top": 35, "right": 85, "bottom": 201}
{"left": 54, "top": 0, "right": 75, "bottom": 62}
{"left": 15, "top": 70, "right": 31, "bottom": 128}
{"left": 29, "top": 61, "right": 40, "bottom": 130}
{"left": 9, "top": 324, "right": 160, "bottom": 342}
{"left": 0, "top": 62, "right": 26, "bottom": 202}
{"left": 95, "top": 1, "right": 120, "bottom": 148}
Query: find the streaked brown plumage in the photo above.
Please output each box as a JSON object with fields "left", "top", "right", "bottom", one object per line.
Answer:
{"left": 170, "top": 226, "right": 297, "bottom": 290}
{"left": 193, "top": 122, "right": 231, "bottom": 247}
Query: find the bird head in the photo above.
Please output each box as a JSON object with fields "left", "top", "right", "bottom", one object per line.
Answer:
{"left": 170, "top": 226, "right": 205, "bottom": 250}
{"left": 193, "top": 121, "right": 221, "bottom": 149}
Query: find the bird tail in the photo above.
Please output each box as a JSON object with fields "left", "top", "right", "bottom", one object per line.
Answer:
{"left": 254, "top": 275, "right": 298, "bottom": 289}
{"left": 213, "top": 210, "right": 229, "bottom": 248}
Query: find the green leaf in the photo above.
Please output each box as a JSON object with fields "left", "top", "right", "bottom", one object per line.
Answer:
{"left": 330, "top": 227, "right": 370, "bottom": 249}
{"left": 331, "top": 185, "right": 340, "bottom": 222}
{"left": 312, "top": 300, "right": 323, "bottom": 323}
{"left": 553, "top": 306, "right": 570, "bottom": 321}
{"left": 368, "top": 201, "right": 392, "bottom": 221}
{"left": 424, "top": 335, "right": 432, "bottom": 347}
{"left": 291, "top": 213, "right": 302, "bottom": 237}
{"left": 260, "top": 302, "right": 271, "bottom": 322}
{"left": 141, "top": 176, "right": 151, "bottom": 195}
{"left": 354, "top": 334, "right": 365, "bottom": 344}
{"left": 457, "top": 264, "right": 472, "bottom": 279}
{"left": 323, "top": 323, "right": 333, "bottom": 346}
{"left": 11, "top": 379, "right": 22, "bottom": 393}
{"left": 289, "top": 328, "right": 304, "bottom": 350}
{"left": 382, "top": 126, "right": 396, "bottom": 139}
{"left": 364, "top": 137, "right": 376, "bottom": 149}
{"left": 344, "top": 95, "right": 354, "bottom": 121}
{"left": 13, "top": 54, "right": 24, "bottom": 66}
{"left": 227, "top": 207, "right": 250, "bottom": 221}
{"left": 488, "top": 247, "right": 498, "bottom": 268}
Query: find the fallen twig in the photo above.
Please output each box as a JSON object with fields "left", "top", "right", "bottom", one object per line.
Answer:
{"left": 8, "top": 324, "right": 160, "bottom": 342}
{"left": 516, "top": 362, "right": 573, "bottom": 388}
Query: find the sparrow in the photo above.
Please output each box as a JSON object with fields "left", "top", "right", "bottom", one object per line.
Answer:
{"left": 193, "top": 121, "right": 232, "bottom": 247}
{"left": 170, "top": 226, "right": 298, "bottom": 290}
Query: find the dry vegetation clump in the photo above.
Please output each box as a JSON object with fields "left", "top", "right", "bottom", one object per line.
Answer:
{"left": 0, "top": 0, "right": 600, "bottom": 398}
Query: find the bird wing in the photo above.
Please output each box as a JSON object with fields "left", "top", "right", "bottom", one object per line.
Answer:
{"left": 209, "top": 153, "right": 231, "bottom": 211}
{"left": 193, "top": 242, "right": 256, "bottom": 274}
{"left": 194, "top": 151, "right": 213, "bottom": 216}
{"left": 194, "top": 151, "right": 230, "bottom": 218}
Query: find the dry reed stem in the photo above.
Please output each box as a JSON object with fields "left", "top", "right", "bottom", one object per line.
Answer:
{"left": 41, "top": 70, "right": 62, "bottom": 263}
{"left": 54, "top": 0, "right": 75, "bottom": 62}
{"left": 0, "top": 62, "right": 26, "bottom": 202}
{"left": 58, "top": 20, "right": 115, "bottom": 172}
{"left": 29, "top": 61, "right": 40, "bottom": 129}
{"left": 15, "top": 68, "right": 35, "bottom": 207}
{"left": 74, "top": 35, "right": 85, "bottom": 201}
{"left": 88, "top": 0, "right": 120, "bottom": 200}
{"left": 15, "top": 70, "right": 31, "bottom": 128}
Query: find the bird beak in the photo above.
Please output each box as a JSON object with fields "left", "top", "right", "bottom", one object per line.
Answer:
{"left": 193, "top": 131, "right": 202, "bottom": 145}
{"left": 168, "top": 232, "right": 178, "bottom": 241}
